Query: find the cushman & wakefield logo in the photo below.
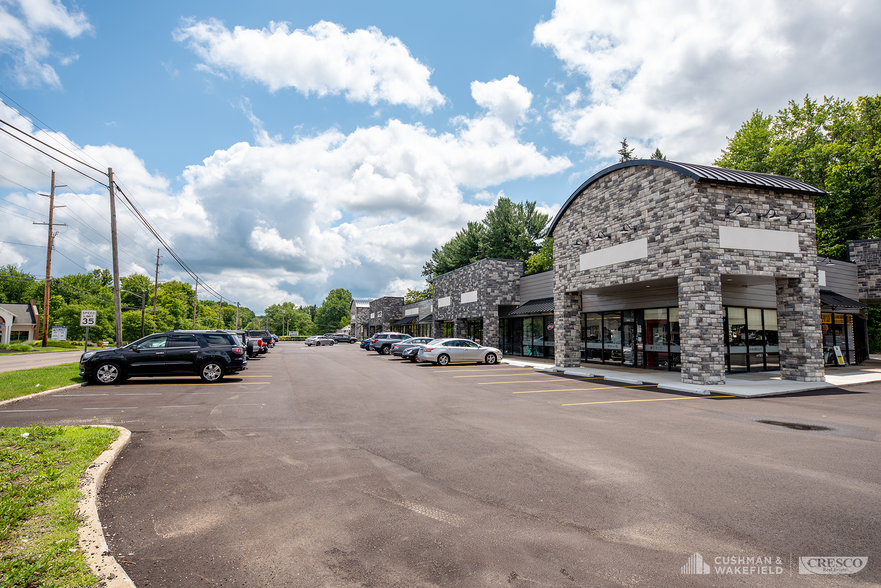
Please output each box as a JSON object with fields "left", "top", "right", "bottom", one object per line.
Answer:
{"left": 799, "top": 557, "right": 867, "bottom": 575}
{"left": 681, "top": 553, "right": 868, "bottom": 576}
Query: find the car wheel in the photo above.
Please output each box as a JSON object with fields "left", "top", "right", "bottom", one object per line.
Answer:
{"left": 381, "top": 345, "right": 391, "bottom": 355}
{"left": 437, "top": 354, "right": 450, "bottom": 366}
{"left": 484, "top": 353, "right": 498, "bottom": 365}
{"left": 92, "top": 362, "right": 122, "bottom": 385}
{"left": 409, "top": 356, "right": 418, "bottom": 363}
{"left": 200, "top": 361, "right": 225, "bottom": 383}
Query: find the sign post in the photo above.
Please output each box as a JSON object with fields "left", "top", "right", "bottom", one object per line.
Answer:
{"left": 80, "top": 310, "right": 97, "bottom": 352}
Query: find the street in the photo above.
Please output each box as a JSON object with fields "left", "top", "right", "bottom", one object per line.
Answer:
{"left": 1, "top": 342, "right": 879, "bottom": 587}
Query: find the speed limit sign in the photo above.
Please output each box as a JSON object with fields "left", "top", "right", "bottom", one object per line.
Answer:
{"left": 80, "top": 310, "right": 97, "bottom": 327}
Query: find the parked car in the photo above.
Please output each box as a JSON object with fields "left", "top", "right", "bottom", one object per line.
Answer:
{"left": 228, "top": 330, "right": 260, "bottom": 358}
{"left": 327, "top": 333, "right": 357, "bottom": 344}
{"left": 392, "top": 337, "right": 434, "bottom": 357}
{"left": 79, "top": 330, "right": 247, "bottom": 384}
{"left": 270, "top": 334, "right": 279, "bottom": 345}
{"left": 370, "top": 332, "right": 414, "bottom": 355}
{"left": 401, "top": 339, "right": 440, "bottom": 362}
{"left": 360, "top": 337, "right": 373, "bottom": 350}
{"left": 417, "top": 338, "right": 502, "bottom": 366}
{"left": 305, "top": 335, "right": 335, "bottom": 347}
{"left": 246, "top": 330, "right": 272, "bottom": 353}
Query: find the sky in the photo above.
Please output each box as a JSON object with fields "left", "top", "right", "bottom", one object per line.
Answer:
{"left": 1, "top": 0, "right": 880, "bottom": 313}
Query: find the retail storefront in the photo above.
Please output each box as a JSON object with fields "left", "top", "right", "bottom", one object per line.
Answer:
{"left": 549, "top": 160, "right": 829, "bottom": 385}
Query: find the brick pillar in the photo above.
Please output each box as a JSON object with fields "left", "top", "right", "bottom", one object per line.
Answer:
{"left": 454, "top": 318, "right": 467, "bottom": 339}
{"left": 776, "top": 277, "right": 825, "bottom": 382}
{"left": 483, "top": 311, "right": 499, "bottom": 348}
{"left": 433, "top": 320, "right": 443, "bottom": 338}
{"left": 679, "top": 272, "right": 726, "bottom": 385}
{"left": 554, "top": 290, "right": 581, "bottom": 368}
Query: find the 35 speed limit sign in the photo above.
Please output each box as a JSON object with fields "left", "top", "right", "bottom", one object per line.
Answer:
{"left": 80, "top": 310, "right": 97, "bottom": 327}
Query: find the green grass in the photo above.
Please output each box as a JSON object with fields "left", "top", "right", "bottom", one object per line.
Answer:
{"left": 0, "top": 343, "right": 84, "bottom": 355}
{"left": 0, "top": 425, "right": 119, "bottom": 588}
{"left": 0, "top": 364, "right": 84, "bottom": 402}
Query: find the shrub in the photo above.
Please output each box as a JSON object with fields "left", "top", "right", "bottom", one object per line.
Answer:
{"left": 10, "top": 344, "right": 32, "bottom": 352}
{"left": 0, "top": 344, "right": 9, "bottom": 350}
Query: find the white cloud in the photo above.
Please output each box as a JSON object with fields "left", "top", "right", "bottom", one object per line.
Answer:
{"left": 174, "top": 19, "right": 446, "bottom": 112}
{"left": 0, "top": 0, "right": 91, "bottom": 88}
{"left": 533, "top": 0, "right": 881, "bottom": 163}
{"left": 471, "top": 75, "right": 533, "bottom": 126}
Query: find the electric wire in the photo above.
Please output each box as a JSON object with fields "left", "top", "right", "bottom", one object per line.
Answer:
{"left": 0, "top": 117, "right": 105, "bottom": 175}
{"left": 0, "top": 125, "right": 107, "bottom": 187}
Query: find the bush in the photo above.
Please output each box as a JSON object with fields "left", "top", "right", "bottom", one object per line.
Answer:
{"left": 0, "top": 344, "right": 8, "bottom": 350}
{"left": 10, "top": 344, "right": 32, "bottom": 352}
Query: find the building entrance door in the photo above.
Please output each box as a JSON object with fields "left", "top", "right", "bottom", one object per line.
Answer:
{"left": 622, "top": 323, "right": 637, "bottom": 367}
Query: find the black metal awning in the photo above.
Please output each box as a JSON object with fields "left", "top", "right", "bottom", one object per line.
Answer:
{"left": 820, "top": 290, "right": 869, "bottom": 309}
{"left": 418, "top": 313, "right": 433, "bottom": 324}
{"left": 508, "top": 297, "right": 555, "bottom": 316}
{"left": 395, "top": 316, "right": 418, "bottom": 325}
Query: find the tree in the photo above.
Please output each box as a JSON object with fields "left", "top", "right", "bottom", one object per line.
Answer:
{"left": 525, "top": 238, "right": 553, "bottom": 275}
{"left": 618, "top": 138, "right": 636, "bottom": 162}
{"left": 650, "top": 148, "right": 667, "bottom": 160}
{"left": 0, "top": 265, "right": 41, "bottom": 304}
{"left": 314, "top": 288, "right": 353, "bottom": 333}
{"left": 405, "top": 284, "right": 433, "bottom": 304}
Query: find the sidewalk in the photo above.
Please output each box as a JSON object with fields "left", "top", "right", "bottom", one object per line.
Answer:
{"left": 501, "top": 355, "right": 881, "bottom": 398}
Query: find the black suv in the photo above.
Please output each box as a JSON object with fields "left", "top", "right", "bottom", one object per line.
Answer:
{"left": 79, "top": 330, "right": 247, "bottom": 385}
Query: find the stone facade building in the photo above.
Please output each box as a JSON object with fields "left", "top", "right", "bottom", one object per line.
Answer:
{"left": 548, "top": 160, "right": 827, "bottom": 385}
{"left": 367, "top": 296, "right": 404, "bottom": 335}
{"left": 847, "top": 238, "right": 881, "bottom": 304}
{"left": 349, "top": 298, "right": 372, "bottom": 340}
{"left": 431, "top": 258, "right": 524, "bottom": 346}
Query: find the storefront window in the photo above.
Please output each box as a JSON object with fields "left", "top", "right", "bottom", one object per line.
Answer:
{"left": 764, "top": 309, "right": 779, "bottom": 369}
{"left": 726, "top": 307, "right": 747, "bottom": 372}
{"left": 602, "top": 312, "right": 622, "bottom": 362}
{"left": 583, "top": 313, "right": 602, "bottom": 361}
{"left": 444, "top": 322, "right": 454, "bottom": 338}
{"left": 468, "top": 320, "right": 483, "bottom": 344}
{"left": 644, "top": 308, "right": 669, "bottom": 369}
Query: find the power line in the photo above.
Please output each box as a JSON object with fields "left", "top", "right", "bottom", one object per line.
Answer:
{"left": 0, "top": 122, "right": 107, "bottom": 186}
{"left": 0, "top": 240, "right": 42, "bottom": 247}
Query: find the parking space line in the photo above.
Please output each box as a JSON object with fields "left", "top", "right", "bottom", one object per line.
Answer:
{"left": 0, "top": 408, "right": 59, "bottom": 412}
{"left": 454, "top": 373, "right": 548, "bottom": 378}
{"left": 430, "top": 367, "right": 521, "bottom": 373}
{"left": 512, "top": 384, "right": 650, "bottom": 393}
{"left": 563, "top": 395, "right": 735, "bottom": 406}
{"left": 157, "top": 405, "right": 201, "bottom": 408}
{"left": 82, "top": 407, "right": 138, "bottom": 410}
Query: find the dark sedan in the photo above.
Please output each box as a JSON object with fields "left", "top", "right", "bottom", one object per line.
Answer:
{"left": 392, "top": 337, "right": 434, "bottom": 357}
{"left": 79, "top": 330, "right": 247, "bottom": 384}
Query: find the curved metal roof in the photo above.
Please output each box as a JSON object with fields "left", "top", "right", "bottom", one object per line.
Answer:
{"left": 548, "top": 160, "right": 825, "bottom": 236}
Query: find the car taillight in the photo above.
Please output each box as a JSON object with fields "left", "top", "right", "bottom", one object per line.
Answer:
{"left": 424, "top": 347, "right": 434, "bottom": 352}
{"left": 232, "top": 347, "right": 243, "bottom": 354}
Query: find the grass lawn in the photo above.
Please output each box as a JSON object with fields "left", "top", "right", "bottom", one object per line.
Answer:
{"left": 0, "top": 344, "right": 85, "bottom": 355}
{"left": 0, "top": 425, "right": 120, "bottom": 588}
{"left": 0, "top": 364, "right": 84, "bottom": 402}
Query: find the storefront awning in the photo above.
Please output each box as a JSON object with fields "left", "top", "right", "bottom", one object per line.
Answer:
{"left": 395, "top": 316, "right": 418, "bottom": 325}
{"left": 418, "top": 313, "right": 433, "bottom": 324}
{"left": 508, "top": 297, "right": 554, "bottom": 316}
{"left": 820, "top": 290, "right": 868, "bottom": 309}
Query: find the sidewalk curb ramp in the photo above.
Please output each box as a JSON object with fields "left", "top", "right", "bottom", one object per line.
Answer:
{"left": 78, "top": 425, "right": 136, "bottom": 588}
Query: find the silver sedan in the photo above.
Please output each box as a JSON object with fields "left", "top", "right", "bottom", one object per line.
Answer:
{"left": 305, "top": 336, "right": 335, "bottom": 347}
{"left": 417, "top": 338, "right": 502, "bottom": 366}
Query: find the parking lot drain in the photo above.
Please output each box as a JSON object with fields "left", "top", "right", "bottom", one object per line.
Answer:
{"left": 757, "top": 420, "right": 831, "bottom": 431}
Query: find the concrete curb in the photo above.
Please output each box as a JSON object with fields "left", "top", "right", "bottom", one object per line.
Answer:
{"left": 604, "top": 376, "right": 644, "bottom": 386}
{"left": 0, "top": 382, "right": 86, "bottom": 406}
{"left": 78, "top": 426, "right": 136, "bottom": 588}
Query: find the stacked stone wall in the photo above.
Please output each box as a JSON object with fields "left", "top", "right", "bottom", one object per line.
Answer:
{"left": 431, "top": 258, "right": 523, "bottom": 348}
{"left": 552, "top": 165, "right": 822, "bottom": 384}
{"left": 847, "top": 239, "right": 881, "bottom": 302}
{"left": 367, "top": 297, "right": 404, "bottom": 334}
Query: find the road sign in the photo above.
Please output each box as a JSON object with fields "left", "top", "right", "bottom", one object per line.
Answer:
{"left": 80, "top": 310, "right": 97, "bottom": 327}
{"left": 51, "top": 326, "right": 67, "bottom": 341}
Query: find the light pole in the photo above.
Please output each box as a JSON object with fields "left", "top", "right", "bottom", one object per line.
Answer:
{"left": 282, "top": 307, "right": 286, "bottom": 337}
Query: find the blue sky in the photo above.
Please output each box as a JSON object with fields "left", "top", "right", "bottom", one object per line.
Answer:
{"left": 2, "top": 0, "right": 880, "bottom": 312}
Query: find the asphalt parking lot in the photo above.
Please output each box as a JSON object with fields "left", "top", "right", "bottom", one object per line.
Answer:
{"left": 1, "top": 342, "right": 879, "bottom": 587}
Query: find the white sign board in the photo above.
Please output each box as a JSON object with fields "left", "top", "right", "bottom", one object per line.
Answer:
{"left": 51, "top": 326, "right": 68, "bottom": 341}
{"left": 80, "top": 310, "right": 97, "bottom": 327}
{"left": 289, "top": 331, "right": 298, "bottom": 337}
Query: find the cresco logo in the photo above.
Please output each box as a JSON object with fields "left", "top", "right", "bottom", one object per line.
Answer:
{"left": 799, "top": 557, "right": 867, "bottom": 575}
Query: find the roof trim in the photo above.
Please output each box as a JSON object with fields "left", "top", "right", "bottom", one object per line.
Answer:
{"left": 548, "top": 160, "right": 826, "bottom": 236}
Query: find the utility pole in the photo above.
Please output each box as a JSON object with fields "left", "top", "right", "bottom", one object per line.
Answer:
{"left": 217, "top": 297, "right": 223, "bottom": 328}
{"left": 152, "top": 249, "right": 160, "bottom": 332}
{"left": 192, "top": 279, "right": 198, "bottom": 329}
{"left": 282, "top": 306, "right": 286, "bottom": 337}
{"left": 236, "top": 302, "right": 240, "bottom": 330}
{"left": 34, "top": 171, "right": 65, "bottom": 347}
{"left": 108, "top": 168, "right": 123, "bottom": 347}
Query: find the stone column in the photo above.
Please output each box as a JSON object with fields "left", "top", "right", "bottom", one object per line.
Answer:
{"left": 433, "top": 320, "right": 443, "bottom": 339}
{"left": 776, "top": 277, "right": 825, "bottom": 381}
{"left": 554, "top": 290, "right": 581, "bottom": 368}
{"left": 483, "top": 311, "right": 499, "bottom": 348}
{"left": 678, "top": 272, "right": 726, "bottom": 385}
{"left": 454, "top": 318, "right": 467, "bottom": 339}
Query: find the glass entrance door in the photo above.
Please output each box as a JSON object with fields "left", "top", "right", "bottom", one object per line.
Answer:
{"left": 622, "top": 323, "right": 636, "bottom": 367}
